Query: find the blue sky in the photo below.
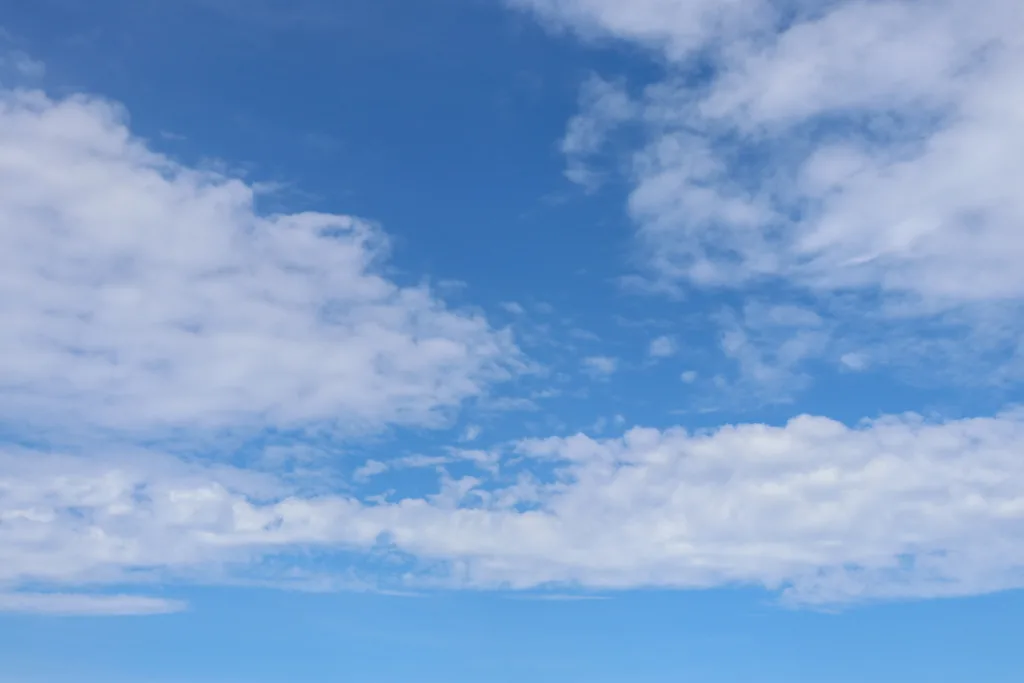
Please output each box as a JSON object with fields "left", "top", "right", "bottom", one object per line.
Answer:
{"left": 1, "top": 0, "right": 1023, "bottom": 681}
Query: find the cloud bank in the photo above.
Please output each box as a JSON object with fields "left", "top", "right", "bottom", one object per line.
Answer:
{"left": 3, "top": 411, "right": 1024, "bottom": 608}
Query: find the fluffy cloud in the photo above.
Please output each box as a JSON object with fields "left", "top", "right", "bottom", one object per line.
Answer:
{"left": 526, "top": 0, "right": 1024, "bottom": 307}
{"left": 0, "top": 88, "right": 519, "bottom": 437}
{"left": 3, "top": 410, "right": 1024, "bottom": 609}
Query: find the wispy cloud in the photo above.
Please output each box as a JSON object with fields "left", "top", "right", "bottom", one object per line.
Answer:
{"left": 0, "top": 593, "right": 186, "bottom": 616}
{"left": 648, "top": 335, "right": 677, "bottom": 359}
{"left": 582, "top": 355, "right": 618, "bottom": 378}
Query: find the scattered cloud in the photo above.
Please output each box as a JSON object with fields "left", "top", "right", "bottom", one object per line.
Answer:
{"left": 2, "top": 5, "right": 1023, "bottom": 619}
{"left": 0, "top": 593, "right": 186, "bottom": 616}
{"left": 528, "top": 0, "right": 1024, "bottom": 387}
{"left": 560, "top": 75, "right": 636, "bottom": 190}
{"left": 0, "top": 51, "right": 44, "bottom": 80}
{"left": 460, "top": 424, "right": 483, "bottom": 442}
{"left": 353, "top": 459, "right": 390, "bottom": 482}
{"left": 648, "top": 335, "right": 677, "bottom": 359}
{"left": 582, "top": 355, "right": 618, "bottom": 377}
{"left": 840, "top": 352, "right": 870, "bottom": 372}
{"left": 502, "top": 301, "right": 526, "bottom": 315}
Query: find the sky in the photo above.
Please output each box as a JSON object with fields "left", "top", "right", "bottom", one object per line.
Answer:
{"left": 0, "top": 0, "right": 1023, "bottom": 680}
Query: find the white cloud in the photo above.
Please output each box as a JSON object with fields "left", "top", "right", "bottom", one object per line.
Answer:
{"left": 3, "top": 410, "right": 1024, "bottom": 606}
{"left": 352, "top": 459, "right": 389, "bottom": 482}
{"left": 0, "top": 88, "right": 520, "bottom": 437}
{"left": 0, "top": 593, "right": 186, "bottom": 616}
{"left": 561, "top": 75, "right": 636, "bottom": 189}
{"left": 680, "top": 370, "right": 697, "bottom": 383}
{"left": 501, "top": 301, "right": 526, "bottom": 315}
{"left": 582, "top": 355, "right": 618, "bottom": 377}
{"left": 529, "top": 0, "right": 1024, "bottom": 309}
{"left": 510, "top": 0, "right": 770, "bottom": 60}
{"left": 711, "top": 302, "right": 829, "bottom": 399}
{"left": 0, "top": 51, "right": 45, "bottom": 80}
{"left": 460, "top": 424, "right": 483, "bottom": 442}
{"left": 840, "top": 352, "right": 870, "bottom": 372}
{"left": 648, "top": 335, "right": 677, "bottom": 358}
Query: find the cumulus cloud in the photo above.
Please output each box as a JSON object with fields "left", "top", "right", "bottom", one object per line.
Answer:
{"left": 0, "top": 88, "right": 519, "bottom": 438}
{"left": 3, "top": 411, "right": 1024, "bottom": 607}
{"left": 525, "top": 0, "right": 1024, "bottom": 307}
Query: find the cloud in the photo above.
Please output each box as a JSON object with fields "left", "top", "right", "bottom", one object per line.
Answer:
{"left": 0, "top": 593, "right": 186, "bottom": 616}
{"left": 460, "top": 424, "right": 483, "bottom": 442}
{"left": 510, "top": 0, "right": 770, "bottom": 60}
{"left": 0, "top": 87, "right": 520, "bottom": 438}
{"left": 648, "top": 335, "right": 677, "bottom": 358}
{"left": 527, "top": 0, "right": 1024, "bottom": 308}
{"left": 713, "top": 302, "right": 830, "bottom": 399}
{"left": 501, "top": 301, "right": 526, "bottom": 315}
{"left": 560, "top": 75, "right": 636, "bottom": 189}
{"left": 582, "top": 355, "right": 618, "bottom": 377}
{"left": 840, "top": 352, "right": 870, "bottom": 372}
{"left": 0, "top": 51, "right": 45, "bottom": 80}
{"left": 518, "top": 0, "right": 1024, "bottom": 393}
{"left": 3, "top": 411, "right": 1024, "bottom": 605}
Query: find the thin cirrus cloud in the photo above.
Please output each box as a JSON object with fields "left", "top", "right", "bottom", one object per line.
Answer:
{"left": 0, "top": 88, "right": 521, "bottom": 437}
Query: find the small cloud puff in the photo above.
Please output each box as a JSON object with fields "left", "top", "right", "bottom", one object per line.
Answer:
{"left": 649, "top": 335, "right": 678, "bottom": 358}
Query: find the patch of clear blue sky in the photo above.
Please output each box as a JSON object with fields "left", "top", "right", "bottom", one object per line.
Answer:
{"left": 2, "top": 588, "right": 1024, "bottom": 683}
{"left": 1, "top": 1, "right": 1022, "bottom": 681}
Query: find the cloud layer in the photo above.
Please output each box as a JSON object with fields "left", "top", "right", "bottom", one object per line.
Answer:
{"left": 3, "top": 411, "right": 1024, "bottom": 607}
